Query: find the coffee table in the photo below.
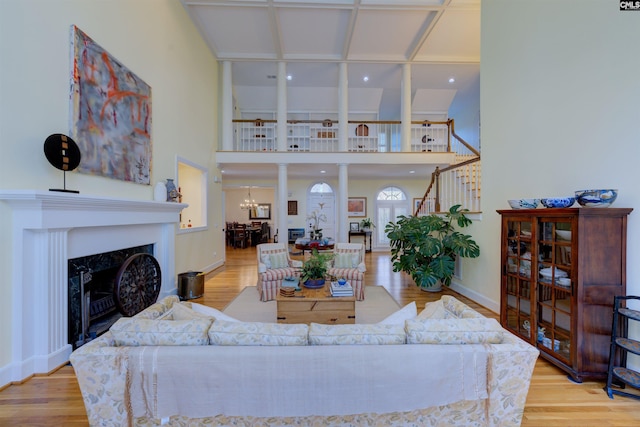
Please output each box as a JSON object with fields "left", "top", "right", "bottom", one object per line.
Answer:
{"left": 276, "top": 283, "right": 355, "bottom": 324}
{"left": 294, "top": 241, "right": 335, "bottom": 255}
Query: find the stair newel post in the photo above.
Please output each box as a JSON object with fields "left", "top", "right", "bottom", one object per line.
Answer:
{"left": 434, "top": 167, "right": 441, "bottom": 212}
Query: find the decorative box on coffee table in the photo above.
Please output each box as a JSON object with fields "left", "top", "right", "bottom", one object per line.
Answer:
{"left": 276, "top": 283, "right": 355, "bottom": 324}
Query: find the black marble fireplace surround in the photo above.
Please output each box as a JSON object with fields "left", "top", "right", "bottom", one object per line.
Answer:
{"left": 68, "top": 244, "right": 154, "bottom": 348}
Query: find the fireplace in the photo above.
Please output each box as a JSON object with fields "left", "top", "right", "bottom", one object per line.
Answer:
{"left": 0, "top": 190, "right": 185, "bottom": 387}
{"left": 68, "top": 244, "right": 156, "bottom": 348}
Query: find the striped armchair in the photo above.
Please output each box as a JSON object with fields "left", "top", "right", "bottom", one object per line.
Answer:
{"left": 328, "top": 242, "right": 366, "bottom": 301}
{"left": 256, "top": 243, "right": 303, "bottom": 301}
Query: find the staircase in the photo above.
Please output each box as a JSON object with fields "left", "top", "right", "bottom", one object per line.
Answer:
{"left": 414, "top": 121, "right": 481, "bottom": 216}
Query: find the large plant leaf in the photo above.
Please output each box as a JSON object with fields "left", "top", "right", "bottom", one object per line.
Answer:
{"left": 443, "top": 231, "right": 480, "bottom": 258}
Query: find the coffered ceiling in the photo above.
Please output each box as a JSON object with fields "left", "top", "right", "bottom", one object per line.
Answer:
{"left": 179, "top": 0, "right": 480, "bottom": 180}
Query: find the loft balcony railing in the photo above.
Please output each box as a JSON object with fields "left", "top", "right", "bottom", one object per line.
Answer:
{"left": 231, "top": 118, "right": 481, "bottom": 214}
{"left": 232, "top": 119, "right": 452, "bottom": 153}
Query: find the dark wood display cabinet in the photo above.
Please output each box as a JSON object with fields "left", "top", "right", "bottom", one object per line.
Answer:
{"left": 497, "top": 208, "right": 632, "bottom": 382}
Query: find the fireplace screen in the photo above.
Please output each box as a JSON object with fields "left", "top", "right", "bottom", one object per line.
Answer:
{"left": 68, "top": 244, "right": 160, "bottom": 348}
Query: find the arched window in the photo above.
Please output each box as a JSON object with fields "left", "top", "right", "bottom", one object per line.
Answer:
{"left": 310, "top": 182, "right": 333, "bottom": 194}
{"left": 376, "top": 186, "right": 409, "bottom": 247}
{"left": 307, "top": 182, "right": 335, "bottom": 240}
{"left": 377, "top": 186, "right": 406, "bottom": 201}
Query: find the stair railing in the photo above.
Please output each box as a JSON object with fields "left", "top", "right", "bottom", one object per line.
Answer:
{"left": 414, "top": 119, "right": 481, "bottom": 216}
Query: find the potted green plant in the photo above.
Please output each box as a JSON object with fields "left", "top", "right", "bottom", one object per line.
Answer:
{"left": 384, "top": 204, "right": 480, "bottom": 291}
{"left": 360, "top": 217, "right": 375, "bottom": 230}
{"left": 300, "top": 247, "right": 334, "bottom": 288}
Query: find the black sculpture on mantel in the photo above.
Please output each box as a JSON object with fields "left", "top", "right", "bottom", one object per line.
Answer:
{"left": 43, "top": 133, "right": 81, "bottom": 193}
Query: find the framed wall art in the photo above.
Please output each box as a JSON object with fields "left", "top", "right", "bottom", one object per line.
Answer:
{"left": 70, "top": 25, "right": 152, "bottom": 184}
{"left": 288, "top": 200, "right": 298, "bottom": 215}
{"left": 347, "top": 197, "right": 367, "bottom": 217}
{"left": 250, "top": 203, "right": 271, "bottom": 220}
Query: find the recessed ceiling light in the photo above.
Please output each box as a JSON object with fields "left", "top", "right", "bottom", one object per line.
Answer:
{"left": 320, "top": 170, "right": 326, "bottom": 174}
{"left": 363, "top": 76, "right": 369, "bottom": 82}
{"left": 448, "top": 77, "right": 456, "bottom": 84}
{"left": 409, "top": 170, "right": 415, "bottom": 174}
{"left": 287, "top": 75, "right": 292, "bottom": 81}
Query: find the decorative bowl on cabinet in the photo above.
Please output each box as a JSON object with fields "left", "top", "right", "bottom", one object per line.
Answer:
{"left": 574, "top": 189, "right": 618, "bottom": 208}
{"left": 508, "top": 199, "right": 540, "bottom": 209}
{"left": 541, "top": 197, "right": 575, "bottom": 208}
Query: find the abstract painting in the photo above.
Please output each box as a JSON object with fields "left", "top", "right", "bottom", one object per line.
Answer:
{"left": 70, "top": 26, "right": 152, "bottom": 184}
{"left": 347, "top": 197, "right": 366, "bottom": 217}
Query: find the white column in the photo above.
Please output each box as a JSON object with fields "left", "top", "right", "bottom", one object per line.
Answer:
{"left": 401, "top": 63, "right": 412, "bottom": 152}
{"left": 277, "top": 62, "right": 288, "bottom": 152}
{"left": 278, "top": 164, "right": 288, "bottom": 243}
{"left": 222, "top": 61, "right": 233, "bottom": 151}
{"left": 338, "top": 63, "right": 348, "bottom": 152}
{"left": 338, "top": 164, "right": 349, "bottom": 242}
{"left": 24, "top": 228, "right": 72, "bottom": 376}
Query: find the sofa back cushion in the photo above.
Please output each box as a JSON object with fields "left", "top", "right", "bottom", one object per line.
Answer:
{"left": 110, "top": 317, "right": 212, "bottom": 346}
{"left": 308, "top": 323, "right": 406, "bottom": 345}
{"left": 208, "top": 319, "right": 308, "bottom": 346}
{"left": 405, "top": 318, "right": 504, "bottom": 345}
{"left": 333, "top": 252, "right": 359, "bottom": 268}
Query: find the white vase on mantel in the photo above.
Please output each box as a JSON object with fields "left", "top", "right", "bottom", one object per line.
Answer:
{"left": 154, "top": 181, "right": 167, "bottom": 201}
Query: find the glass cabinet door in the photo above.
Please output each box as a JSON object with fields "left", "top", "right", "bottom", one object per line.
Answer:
{"left": 503, "top": 218, "right": 535, "bottom": 340}
{"left": 536, "top": 219, "right": 572, "bottom": 361}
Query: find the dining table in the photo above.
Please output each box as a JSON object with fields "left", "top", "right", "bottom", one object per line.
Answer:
{"left": 228, "top": 225, "right": 262, "bottom": 248}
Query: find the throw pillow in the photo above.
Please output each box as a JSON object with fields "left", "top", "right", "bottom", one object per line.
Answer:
{"left": 134, "top": 295, "right": 180, "bottom": 320}
{"left": 405, "top": 318, "right": 504, "bottom": 345}
{"left": 334, "top": 252, "right": 356, "bottom": 268}
{"left": 416, "top": 300, "right": 448, "bottom": 320}
{"left": 260, "top": 254, "right": 272, "bottom": 269}
{"left": 377, "top": 301, "right": 417, "bottom": 325}
{"left": 308, "top": 323, "right": 406, "bottom": 345}
{"left": 440, "top": 295, "right": 483, "bottom": 319}
{"left": 208, "top": 319, "right": 308, "bottom": 346}
{"left": 190, "top": 302, "right": 240, "bottom": 322}
{"left": 110, "top": 317, "right": 212, "bottom": 346}
{"left": 269, "top": 252, "right": 289, "bottom": 269}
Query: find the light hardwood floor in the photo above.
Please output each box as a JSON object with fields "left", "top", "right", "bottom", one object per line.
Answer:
{"left": 1, "top": 247, "right": 638, "bottom": 426}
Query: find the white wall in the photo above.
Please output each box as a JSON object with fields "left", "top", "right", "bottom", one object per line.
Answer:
{"left": 470, "top": 0, "right": 639, "bottom": 362}
{"left": 0, "top": 0, "right": 220, "bottom": 376}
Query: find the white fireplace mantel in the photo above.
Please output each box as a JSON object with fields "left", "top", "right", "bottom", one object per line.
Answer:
{"left": 0, "top": 190, "right": 186, "bottom": 387}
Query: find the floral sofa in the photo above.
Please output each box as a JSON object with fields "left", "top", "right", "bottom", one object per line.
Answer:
{"left": 70, "top": 295, "right": 539, "bottom": 427}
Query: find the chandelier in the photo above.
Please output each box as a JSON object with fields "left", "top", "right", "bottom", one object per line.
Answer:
{"left": 240, "top": 187, "right": 258, "bottom": 210}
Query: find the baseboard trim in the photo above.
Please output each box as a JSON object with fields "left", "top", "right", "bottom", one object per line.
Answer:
{"left": 450, "top": 282, "right": 499, "bottom": 315}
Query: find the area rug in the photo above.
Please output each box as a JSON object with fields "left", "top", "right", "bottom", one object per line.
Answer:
{"left": 223, "top": 286, "right": 401, "bottom": 324}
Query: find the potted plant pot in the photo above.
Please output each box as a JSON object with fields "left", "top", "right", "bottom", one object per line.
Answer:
{"left": 385, "top": 205, "right": 480, "bottom": 291}
{"left": 300, "top": 249, "right": 334, "bottom": 289}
